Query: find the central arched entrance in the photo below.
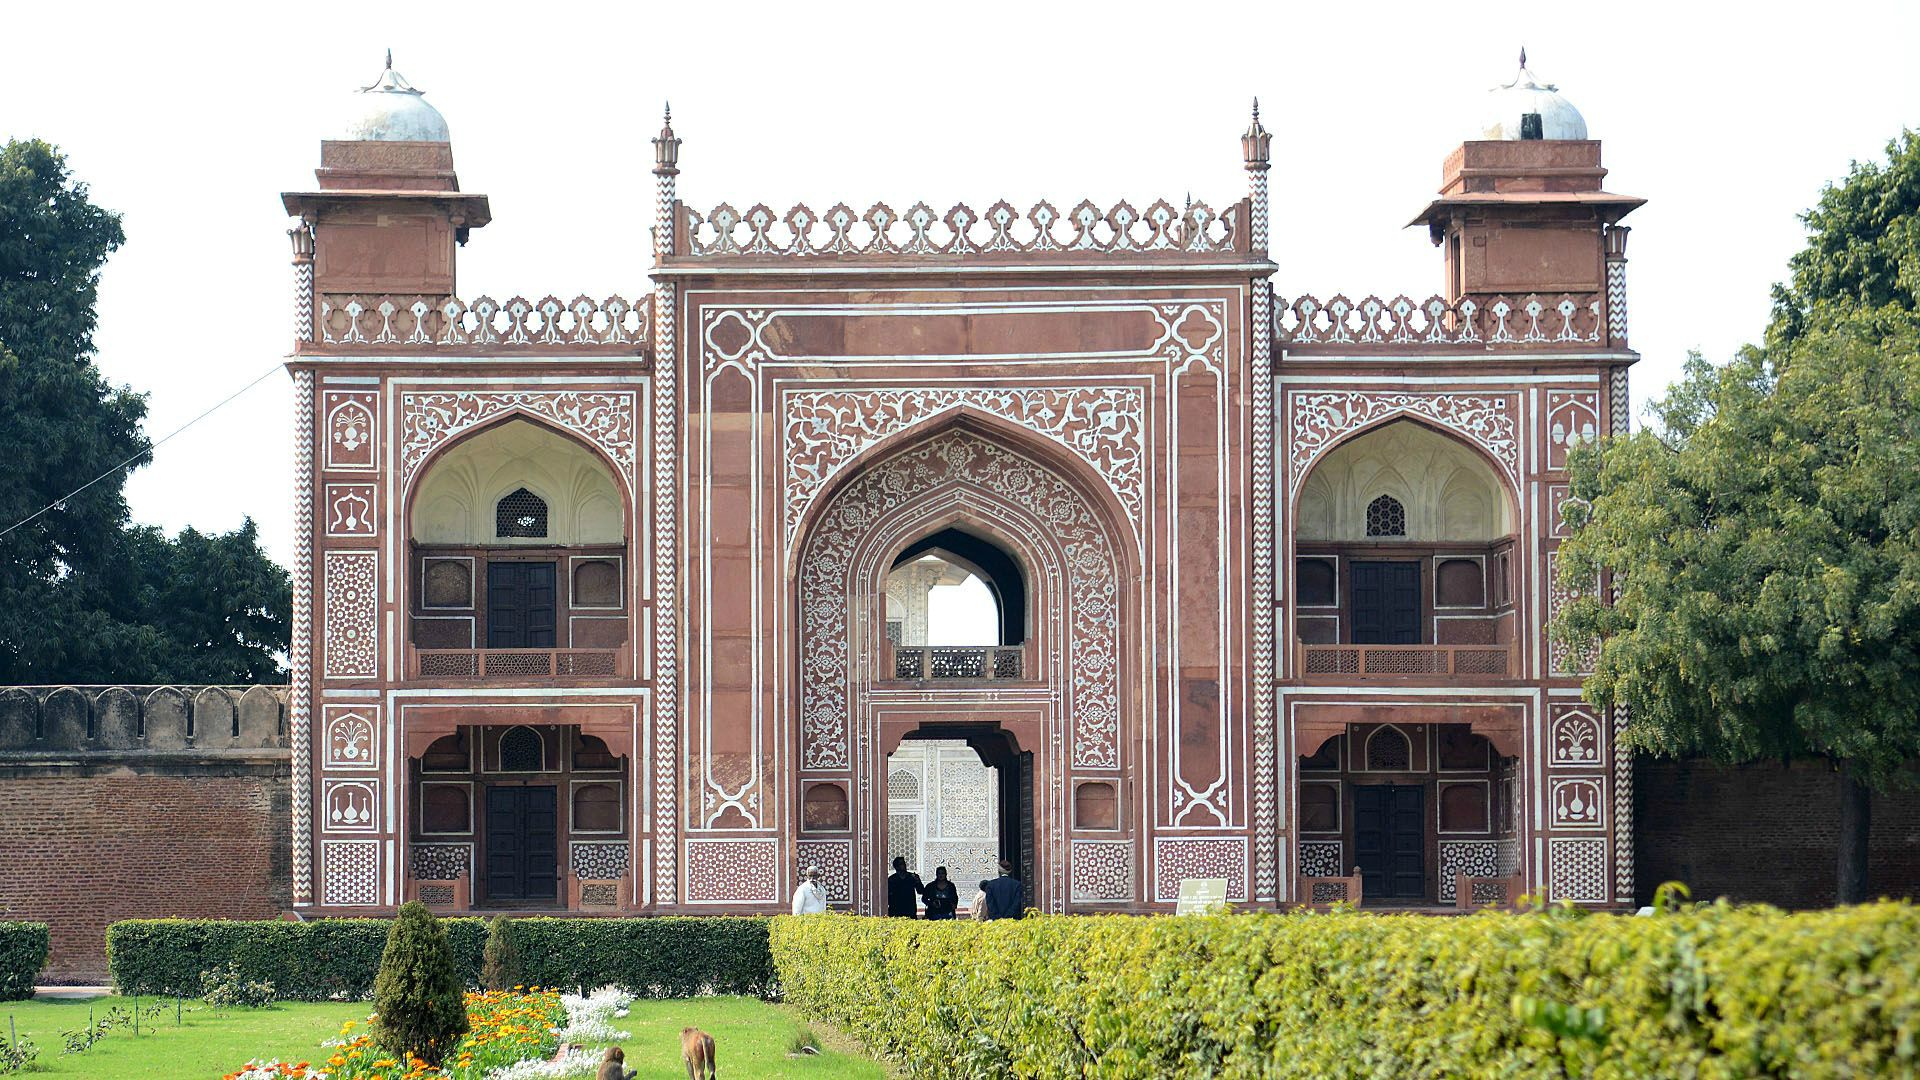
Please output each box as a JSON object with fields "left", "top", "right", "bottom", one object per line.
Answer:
{"left": 792, "top": 418, "right": 1134, "bottom": 914}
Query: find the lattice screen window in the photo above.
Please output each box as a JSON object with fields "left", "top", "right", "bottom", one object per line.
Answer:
{"left": 1365, "top": 495, "right": 1406, "bottom": 537}
{"left": 500, "top": 726, "right": 544, "bottom": 771}
{"left": 1366, "top": 726, "right": 1412, "bottom": 771}
{"left": 495, "top": 488, "right": 549, "bottom": 538}
{"left": 887, "top": 768, "right": 922, "bottom": 803}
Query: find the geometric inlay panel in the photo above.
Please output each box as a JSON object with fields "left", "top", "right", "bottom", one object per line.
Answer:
{"left": 1437, "top": 840, "right": 1501, "bottom": 902}
{"left": 1152, "top": 837, "right": 1248, "bottom": 903}
{"left": 570, "top": 842, "right": 630, "bottom": 880}
{"left": 684, "top": 838, "right": 779, "bottom": 903}
{"left": 321, "top": 840, "right": 379, "bottom": 906}
{"left": 409, "top": 843, "right": 471, "bottom": 881}
{"left": 1070, "top": 840, "right": 1133, "bottom": 902}
{"left": 1298, "top": 840, "right": 1343, "bottom": 879}
{"left": 1547, "top": 838, "right": 1609, "bottom": 903}
{"left": 321, "top": 550, "right": 378, "bottom": 679}
{"left": 795, "top": 840, "right": 853, "bottom": 904}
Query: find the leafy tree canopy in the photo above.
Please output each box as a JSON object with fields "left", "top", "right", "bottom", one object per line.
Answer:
{"left": 0, "top": 138, "right": 289, "bottom": 683}
{"left": 1770, "top": 129, "right": 1920, "bottom": 347}
{"left": 1554, "top": 324, "right": 1920, "bottom": 789}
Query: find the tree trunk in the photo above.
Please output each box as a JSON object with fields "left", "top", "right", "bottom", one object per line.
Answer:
{"left": 1837, "top": 761, "right": 1872, "bottom": 905}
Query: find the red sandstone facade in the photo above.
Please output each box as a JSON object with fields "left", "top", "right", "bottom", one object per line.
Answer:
{"left": 281, "top": 68, "right": 1643, "bottom": 916}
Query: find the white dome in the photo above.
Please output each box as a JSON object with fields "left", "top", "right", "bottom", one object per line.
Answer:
{"left": 341, "top": 54, "right": 450, "bottom": 142}
{"left": 1481, "top": 52, "right": 1587, "bottom": 141}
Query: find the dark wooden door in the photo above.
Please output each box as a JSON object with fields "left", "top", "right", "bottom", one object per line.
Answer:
{"left": 482, "top": 785, "right": 558, "bottom": 903}
{"left": 1354, "top": 784, "right": 1425, "bottom": 900}
{"left": 486, "top": 562, "right": 557, "bottom": 648}
{"left": 1350, "top": 561, "right": 1421, "bottom": 645}
{"left": 1015, "top": 750, "right": 1035, "bottom": 913}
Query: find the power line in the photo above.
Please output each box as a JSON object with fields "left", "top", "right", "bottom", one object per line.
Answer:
{"left": 0, "top": 361, "right": 287, "bottom": 542}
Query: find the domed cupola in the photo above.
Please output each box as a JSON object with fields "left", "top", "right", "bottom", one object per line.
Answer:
{"left": 341, "top": 51, "right": 450, "bottom": 143}
{"left": 1481, "top": 49, "right": 1587, "bottom": 141}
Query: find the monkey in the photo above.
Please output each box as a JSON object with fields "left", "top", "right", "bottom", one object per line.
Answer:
{"left": 681, "top": 1026, "right": 717, "bottom": 1080}
{"left": 596, "top": 1044, "right": 636, "bottom": 1080}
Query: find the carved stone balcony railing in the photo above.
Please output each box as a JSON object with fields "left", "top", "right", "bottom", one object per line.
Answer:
{"left": 888, "top": 645, "right": 1026, "bottom": 682}
{"left": 307, "top": 293, "right": 653, "bottom": 355}
{"left": 412, "top": 648, "right": 625, "bottom": 680}
{"left": 666, "top": 198, "right": 1252, "bottom": 261}
{"left": 1300, "top": 644, "right": 1512, "bottom": 678}
{"left": 1274, "top": 293, "right": 1613, "bottom": 352}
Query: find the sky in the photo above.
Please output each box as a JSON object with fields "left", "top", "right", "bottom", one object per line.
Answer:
{"left": 3, "top": 0, "right": 1917, "bottom": 570}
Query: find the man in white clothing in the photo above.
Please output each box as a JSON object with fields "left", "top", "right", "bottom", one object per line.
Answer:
{"left": 791, "top": 864, "right": 828, "bottom": 915}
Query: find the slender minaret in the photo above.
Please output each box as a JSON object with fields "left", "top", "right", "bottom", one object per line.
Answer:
{"left": 1242, "top": 97, "right": 1280, "bottom": 902}
{"left": 650, "top": 103, "right": 682, "bottom": 905}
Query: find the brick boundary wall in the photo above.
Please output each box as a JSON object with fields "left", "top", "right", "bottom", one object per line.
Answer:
{"left": 1636, "top": 757, "right": 1920, "bottom": 908}
{"left": 0, "top": 686, "right": 291, "bottom": 983}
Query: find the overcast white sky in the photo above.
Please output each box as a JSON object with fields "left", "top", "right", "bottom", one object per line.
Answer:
{"left": 4, "top": 1, "right": 1917, "bottom": 569}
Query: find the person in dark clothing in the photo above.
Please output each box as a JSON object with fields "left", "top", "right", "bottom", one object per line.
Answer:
{"left": 886, "top": 856, "right": 926, "bottom": 917}
{"left": 921, "top": 866, "right": 959, "bottom": 920}
{"left": 981, "top": 859, "right": 1024, "bottom": 920}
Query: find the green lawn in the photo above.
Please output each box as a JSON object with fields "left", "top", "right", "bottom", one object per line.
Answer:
{"left": 0, "top": 994, "right": 884, "bottom": 1079}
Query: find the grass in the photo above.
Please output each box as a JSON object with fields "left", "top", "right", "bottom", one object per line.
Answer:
{"left": 0, "top": 994, "right": 882, "bottom": 1079}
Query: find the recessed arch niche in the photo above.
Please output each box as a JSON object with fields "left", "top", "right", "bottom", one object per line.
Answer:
{"left": 411, "top": 418, "right": 624, "bottom": 546}
{"left": 1296, "top": 420, "right": 1515, "bottom": 543}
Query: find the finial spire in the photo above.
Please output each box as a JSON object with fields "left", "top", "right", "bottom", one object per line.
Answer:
{"left": 1241, "top": 95, "right": 1272, "bottom": 170}
{"left": 653, "top": 100, "right": 682, "bottom": 177}
{"left": 1519, "top": 46, "right": 1527, "bottom": 68}
{"left": 385, "top": 48, "right": 393, "bottom": 70}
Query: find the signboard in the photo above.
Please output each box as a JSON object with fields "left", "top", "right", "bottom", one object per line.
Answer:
{"left": 1175, "top": 877, "right": 1229, "bottom": 915}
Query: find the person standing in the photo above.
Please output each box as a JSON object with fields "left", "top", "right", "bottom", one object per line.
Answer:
{"left": 790, "top": 864, "right": 828, "bottom": 915}
{"left": 922, "top": 866, "right": 959, "bottom": 920}
{"left": 968, "top": 879, "right": 991, "bottom": 921}
{"left": 981, "top": 859, "right": 1025, "bottom": 920}
{"left": 886, "top": 856, "right": 926, "bottom": 917}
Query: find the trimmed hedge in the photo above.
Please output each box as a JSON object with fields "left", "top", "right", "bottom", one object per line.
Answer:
{"left": 0, "top": 922, "right": 49, "bottom": 1000}
{"left": 771, "top": 902, "right": 1920, "bottom": 1078}
{"left": 107, "top": 916, "right": 772, "bottom": 1001}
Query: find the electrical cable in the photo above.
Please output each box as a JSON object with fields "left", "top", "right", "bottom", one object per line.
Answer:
{"left": 0, "top": 361, "right": 287, "bottom": 541}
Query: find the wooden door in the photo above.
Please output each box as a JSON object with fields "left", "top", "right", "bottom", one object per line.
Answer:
{"left": 1353, "top": 783, "right": 1426, "bottom": 900}
{"left": 482, "top": 785, "right": 558, "bottom": 903}
{"left": 1350, "top": 561, "right": 1421, "bottom": 645}
{"left": 486, "top": 562, "right": 558, "bottom": 649}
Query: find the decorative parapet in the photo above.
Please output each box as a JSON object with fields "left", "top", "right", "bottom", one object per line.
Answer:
{"left": 668, "top": 198, "right": 1252, "bottom": 261}
{"left": 1275, "top": 292, "right": 1611, "bottom": 352}
{"left": 0, "top": 685, "right": 289, "bottom": 756}
{"left": 303, "top": 293, "right": 654, "bottom": 355}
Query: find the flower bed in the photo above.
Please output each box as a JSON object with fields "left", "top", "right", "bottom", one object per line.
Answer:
{"left": 222, "top": 986, "right": 633, "bottom": 1080}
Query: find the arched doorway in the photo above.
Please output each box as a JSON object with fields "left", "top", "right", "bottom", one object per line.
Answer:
{"left": 882, "top": 725, "right": 1028, "bottom": 916}
{"left": 793, "top": 421, "right": 1132, "bottom": 914}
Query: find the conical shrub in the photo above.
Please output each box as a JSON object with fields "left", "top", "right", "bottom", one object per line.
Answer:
{"left": 480, "top": 915, "right": 525, "bottom": 992}
{"left": 371, "top": 901, "right": 469, "bottom": 1065}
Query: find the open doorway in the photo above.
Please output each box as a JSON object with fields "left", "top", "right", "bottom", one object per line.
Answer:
{"left": 883, "top": 726, "right": 1032, "bottom": 914}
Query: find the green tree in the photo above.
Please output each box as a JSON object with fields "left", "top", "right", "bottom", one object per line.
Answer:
{"left": 371, "top": 902, "right": 469, "bottom": 1066}
{"left": 1554, "top": 325, "right": 1920, "bottom": 903}
{"left": 1769, "top": 130, "right": 1920, "bottom": 349}
{"left": 479, "top": 915, "right": 525, "bottom": 992}
{"left": 1558, "top": 127, "right": 1920, "bottom": 906}
{"left": 0, "top": 138, "right": 289, "bottom": 682}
